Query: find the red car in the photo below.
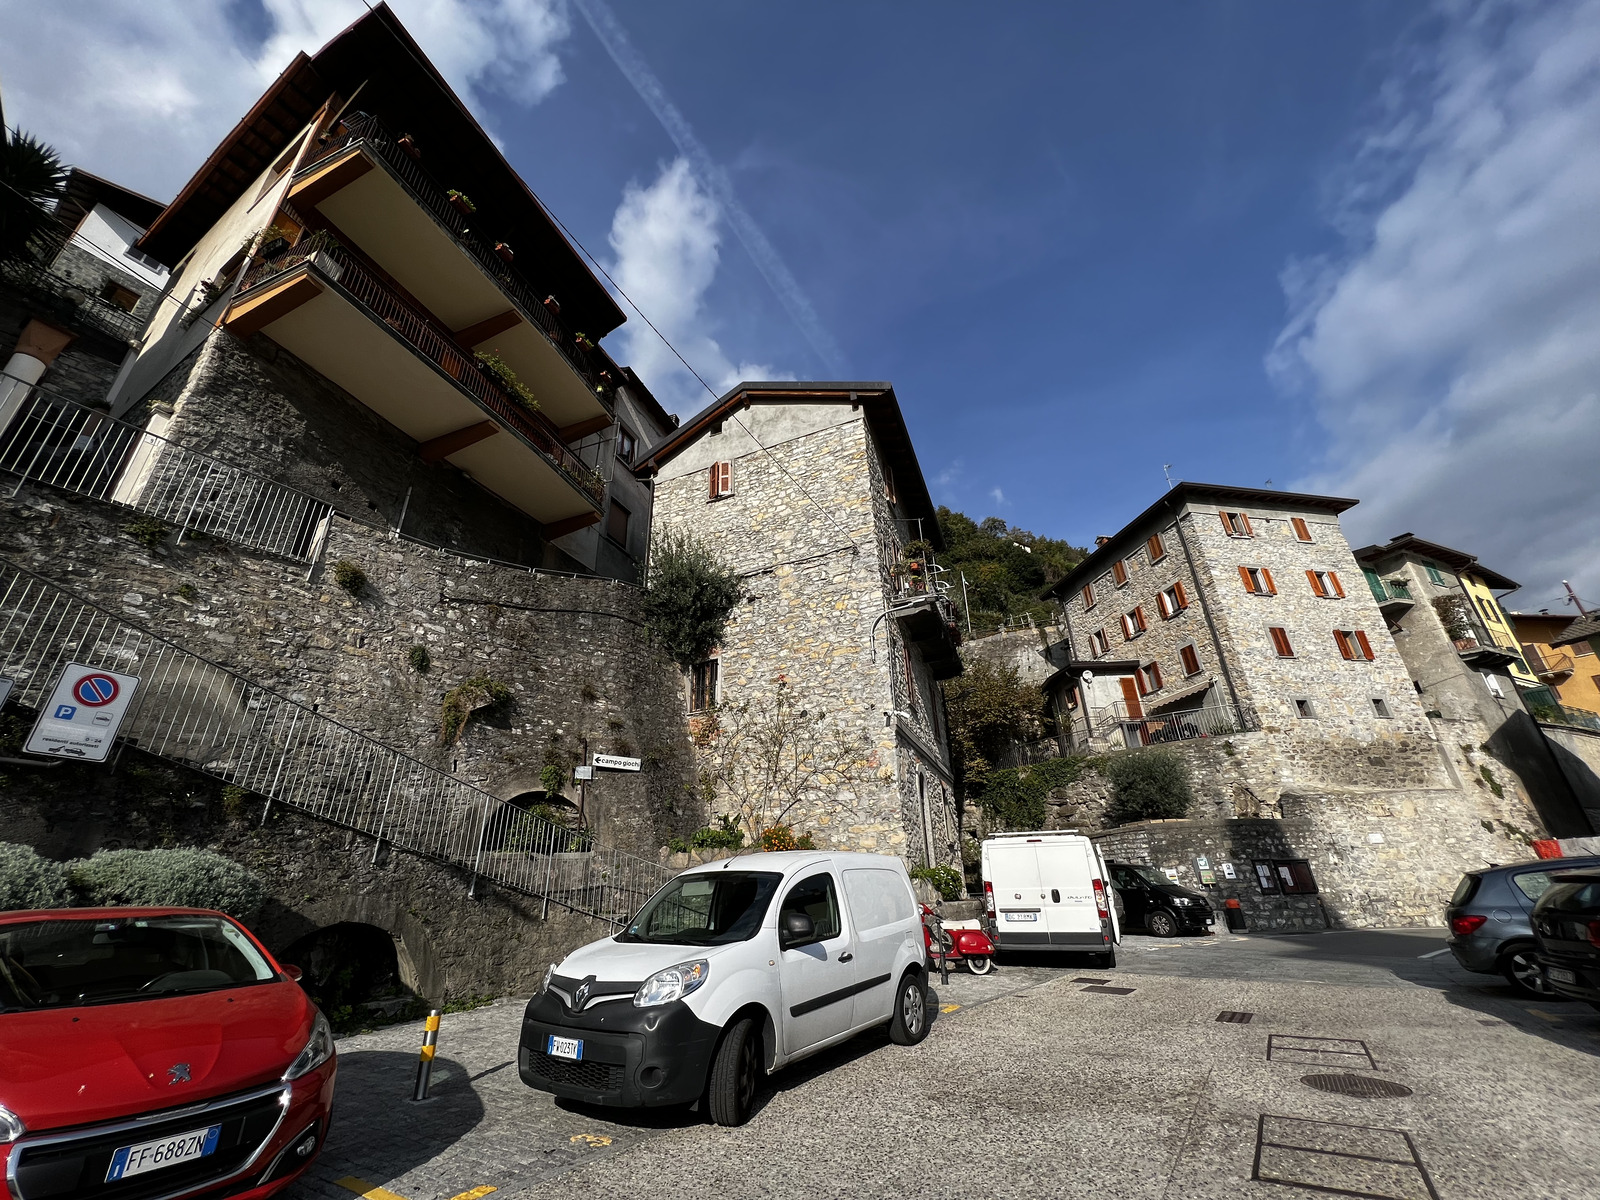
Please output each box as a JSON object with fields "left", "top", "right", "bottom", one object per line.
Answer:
{"left": 0, "top": 907, "right": 336, "bottom": 1200}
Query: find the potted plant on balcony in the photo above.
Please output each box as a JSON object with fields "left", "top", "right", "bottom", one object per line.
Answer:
{"left": 1431, "top": 594, "right": 1475, "bottom": 647}
{"left": 543, "top": 295, "right": 561, "bottom": 315}
{"left": 447, "top": 189, "right": 476, "bottom": 216}
{"left": 474, "top": 350, "right": 538, "bottom": 413}
{"left": 397, "top": 133, "right": 421, "bottom": 159}
{"left": 573, "top": 331, "right": 596, "bottom": 352}
{"left": 494, "top": 242, "right": 514, "bottom": 263}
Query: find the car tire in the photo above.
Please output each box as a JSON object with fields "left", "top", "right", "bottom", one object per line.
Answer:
{"left": 889, "top": 970, "right": 930, "bottom": 1045}
{"left": 1146, "top": 910, "right": 1180, "bottom": 938}
{"left": 705, "top": 1017, "right": 761, "bottom": 1126}
{"left": 965, "top": 956, "right": 993, "bottom": 976}
{"left": 1499, "top": 946, "right": 1568, "bottom": 1000}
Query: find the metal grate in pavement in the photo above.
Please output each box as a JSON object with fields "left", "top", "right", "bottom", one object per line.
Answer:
{"left": 1081, "top": 985, "right": 1136, "bottom": 995}
{"left": 1071, "top": 977, "right": 1111, "bottom": 984}
{"left": 1253, "top": 1114, "right": 1439, "bottom": 1199}
{"left": 1217, "top": 1011, "right": 1254, "bottom": 1023}
{"left": 1301, "top": 1074, "right": 1414, "bottom": 1099}
{"left": 1268, "top": 1034, "right": 1377, "bottom": 1070}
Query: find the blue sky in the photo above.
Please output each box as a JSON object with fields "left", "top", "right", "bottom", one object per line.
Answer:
{"left": 3, "top": 1, "right": 1597, "bottom": 612}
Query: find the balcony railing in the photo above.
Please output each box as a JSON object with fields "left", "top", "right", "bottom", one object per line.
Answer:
{"left": 298, "top": 112, "right": 612, "bottom": 398}
{"left": 0, "top": 256, "right": 146, "bottom": 344}
{"left": 1122, "top": 704, "right": 1242, "bottom": 746}
{"left": 237, "top": 234, "right": 604, "bottom": 509}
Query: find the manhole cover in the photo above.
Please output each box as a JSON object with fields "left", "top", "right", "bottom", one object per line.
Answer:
{"left": 1300, "top": 1073, "right": 1414, "bottom": 1099}
{"left": 1217, "top": 1011, "right": 1254, "bottom": 1024}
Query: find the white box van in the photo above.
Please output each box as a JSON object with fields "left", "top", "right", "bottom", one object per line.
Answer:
{"left": 981, "top": 831, "right": 1120, "bottom": 967}
{"left": 518, "top": 851, "right": 929, "bottom": 1126}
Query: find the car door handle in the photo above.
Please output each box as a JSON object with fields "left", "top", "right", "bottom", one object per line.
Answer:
{"left": 838, "top": 953, "right": 854, "bottom": 963}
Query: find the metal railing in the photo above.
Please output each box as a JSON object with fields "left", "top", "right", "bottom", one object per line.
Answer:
{"left": 298, "top": 112, "right": 612, "bottom": 398}
{"left": 1527, "top": 647, "right": 1574, "bottom": 678}
{"left": 1121, "top": 704, "right": 1242, "bottom": 746}
{"left": 237, "top": 234, "right": 605, "bottom": 509}
{"left": 0, "top": 256, "right": 146, "bottom": 344}
{"left": 0, "top": 560, "right": 674, "bottom": 924}
{"left": 0, "top": 378, "right": 332, "bottom": 561}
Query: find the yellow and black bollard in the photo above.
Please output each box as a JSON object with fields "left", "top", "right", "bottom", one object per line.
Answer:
{"left": 411, "top": 1009, "right": 441, "bottom": 1101}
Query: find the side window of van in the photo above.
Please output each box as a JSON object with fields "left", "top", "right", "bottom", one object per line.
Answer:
{"left": 843, "top": 868, "right": 913, "bottom": 932}
{"left": 782, "top": 873, "right": 842, "bottom": 941}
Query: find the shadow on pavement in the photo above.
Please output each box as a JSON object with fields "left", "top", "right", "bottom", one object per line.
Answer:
{"left": 316, "top": 1051, "right": 484, "bottom": 1183}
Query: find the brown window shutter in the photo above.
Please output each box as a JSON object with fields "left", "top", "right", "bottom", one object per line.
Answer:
{"left": 1082, "top": 584, "right": 1094, "bottom": 608}
{"left": 720, "top": 462, "right": 731, "bottom": 494}
{"left": 1262, "top": 568, "right": 1276, "bottom": 595}
{"left": 709, "top": 463, "right": 719, "bottom": 498}
{"left": 1113, "top": 560, "right": 1127, "bottom": 585}
{"left": 1151, "top": 662, "right": 1163, "bottom": 690}
{"left": 1330, "top": 571, "right": 1345, "bottom": 598}
{"left": 1270, "top": 627, "right": 1293, "bottom": 657}
{"left": 1220, "top": 510, "right": 1232, "bottom": 534}
{"left": 1135, "top": 606, "right": 1147, "bottom": 631}
{"left": 1241, "top": 512, "right": 1255, "bottom": 536}
{"left": 1175, "top": 580, "right": 1188, "bottom": 609}
{"left": 1135, "top": 670, "right": 1149, "bottom": 696}
{"left": 1334, "top": 631, "right": 1354, "bottom": 660}
{"left": 1119, "top": 676, "right": 1144, "bottom": 719}
{"left": 1181, "top": 644, "right": 1199, "bottom": 674}
{"left": 1239, "top": 565, "right": 1253, "bottom": 592}
{"left": 1306, "top": 570, "right": 1324, "bottom": 597}
{"left": 1292, "top": 517, "right": 1311, "bottom": 541}
{"left": 1355, "top": 630, "right": 1374, "bottom": 660}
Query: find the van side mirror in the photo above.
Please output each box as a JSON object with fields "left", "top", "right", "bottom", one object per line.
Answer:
{"left": 780, "top": 910, "right": 815, "bottom": 948}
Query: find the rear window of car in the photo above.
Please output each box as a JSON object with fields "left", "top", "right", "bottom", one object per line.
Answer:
{"left": 1450, "top": 874, "right": 1481, "bottom": 906}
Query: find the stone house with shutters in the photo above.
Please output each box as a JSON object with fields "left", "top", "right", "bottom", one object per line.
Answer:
{"left": 637, "top": 382, "right": 965, "bottom": 870}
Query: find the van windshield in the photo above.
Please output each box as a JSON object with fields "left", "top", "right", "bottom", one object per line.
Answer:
{"left": 1118, "top": 864, "right": 1175, "bottom": 888}
{"left": 618, "top": 872, "right": 781, "bottom": 946}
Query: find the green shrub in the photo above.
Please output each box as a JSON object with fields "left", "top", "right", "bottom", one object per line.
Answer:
{"left": 0, "top": 842, "right": 70, "bottom": 910}
{"left": 331, "top": 560, "right": 367, "bottom": 596}
{"left": 910, "top": 864, "right": 963, "bottom": 901}
{"left": 690, "top": 814, "right": 745, "bottom": 851}
{"left": 641, "top": 529, "right": 743, "bottom": 668}
{"left": 1104, "top": 749, "right": 1193, "bottom": 825}
{"left": 539, "top": 763, "right": 565, "bottom": 797}
{"left": 759, "top": 825, "right": 814, "bottom": 852}
{"left": 972, "top": 755, "right": 1090, "bottom": 831}
{"left": 220, "top": 784, "right": 252, "bottom": 823}
{"left": 474, "top": 350, "right": 538, "bottom": 411}
{"left": 408, "top": 645, "right": 431, "bottom": 673}
{"left": 125, "top": 515, "right": 169, "bottom": 551}
{"left": 439, "top": 676, "right": 511, "bottom": 744}
{"left": 69, "top": 848, "right": 267, "bottom": 916}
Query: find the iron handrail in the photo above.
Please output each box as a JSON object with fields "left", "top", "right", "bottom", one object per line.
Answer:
{"left": 0, "top": 256, "right": 146, "bottom": 343}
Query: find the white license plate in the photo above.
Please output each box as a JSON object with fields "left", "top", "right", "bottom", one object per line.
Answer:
{"left": 1003, "top": 912, "right": 1039, "bottom": 922}
{"left": 1547, "top": 967, "right": 1577, "bottom": 985}
{"left": 547, "top": 1034, "right": 584, "bottom": 1060}
{"left": 106, "top": 1124, "right": 221, "bottom": 1182}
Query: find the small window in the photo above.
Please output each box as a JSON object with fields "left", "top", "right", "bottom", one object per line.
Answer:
{"left": 1122, "top": 607, "right": 1147, "bottom": 640}
{"left": 616, "top": 426, "right": 637, "bottom": 465}
{"left": 1082, "top": 583, "right": 1096, "bottom": 611}
{"left": 690, "top": 659, "right": 718, "bottom": 712}
{"left": 1293, "top": 698, "right": 1315, "bottom": 719}
{"left": 98, "top": 281, "right": 141, "bottom": 312}
{"left": 1307, "top": 570, "right": 1344, "bottom": 599}
{"left": 1268, "top": 627, "right": 1294, "bottom": 657}
{"left": 1481, "top": 670, "right": 1505, "bottom": 699}
{"left": 708, "top": 461, "right": 732, "bottom": 499}
{"left": 1334, "top": 630, "right": 1375, "bottom": 661}
{"left": 1091, "top": 628, "right": 1110, "bottom": 657}
{"left": 1291, "top": 517, "right": 1313, "bottom": 542}
{"left": 1274, "top": 860, "right": 1318, "bottom": 895}
{"left": 1147, "top": 533, "right": 1166, "bottom": 563}
{"left": 1253, "top": 861, "right": 1279, "bottom": 893}
{"left": 1371, "top": 697, "right": 1391, "bottom": 718}
{"left": 1219, "top": 510, "right": 1254, "bottom": 538}
{"left": 1138, "top": 661, "right": 1163, "bottom": 694}
{"left": 1158, "top": 582, "right": 1189, "bottom": 618}
{"left": 1424, "top": 561, "right": 1446, "bottom": 585}
{"left": 1240, "top": 566, "right": 1276, "bottom": 596}
{"left": 1180, "top": 644, "right": 1201, "bottom": 676}
{"left": 1511, "top": 871, "right": 1555, "bottom": 903}
{"left": 1112, "top": 559, "right": 1129, "bottom": 587}
{"left": 780, "top": 872, "right": 842, "bottom": 943}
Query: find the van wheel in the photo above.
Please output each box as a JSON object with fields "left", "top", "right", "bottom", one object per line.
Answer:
{"left": 889, "top": 971, "right": 929, "bottom": 1045}
{"left": 965, "top": 956, "right": 993, "bottom": 976}
{"left": 705, "top": 1017, "right": 761, "bottom": 1126}
{"left": 1146, "top": 910, "right": 1180, "bottom": 938}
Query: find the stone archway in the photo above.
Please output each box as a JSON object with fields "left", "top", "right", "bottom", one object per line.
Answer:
{"left": 280, "top": 920, "right": 425, "bottom": 1028}
{"left": 275, "top": 894, "right": 447, "bottom": 1003}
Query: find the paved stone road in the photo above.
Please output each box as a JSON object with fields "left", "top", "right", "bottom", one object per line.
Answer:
{"left": 288, "top": 929, "right": 1600, "bottom": 1200}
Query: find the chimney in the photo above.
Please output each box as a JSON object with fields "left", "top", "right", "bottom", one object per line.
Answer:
{"left": 1095, "top": 536, "right": 1112, "bottom": 547}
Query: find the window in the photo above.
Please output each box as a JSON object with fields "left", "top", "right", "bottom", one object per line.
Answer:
{"left": 1293, "top": 698, "right": 1316, "bottom": 719}
{"left": 1138, "top": 661, "right": 1163, "bottom": 694}
{"left": 780, "top": 872, "right": 842, "bottom": 943}
{"left": 1371, "top": 698, "right": 1391, "bottom": 718}
{"left": 1219, "top": 510, "right": 1254, "bottom": 537}
{"left": 1481, "top": 670, "right": 1505, "bottom": 699}
{"left": 708, "top": 461, "right": 732, "bottom": 499}
{"left": 1091, "top": 628, "right": 1110, "bottom": 657}
{"left": 1511, "top": 871, "right": 1556, "bottom": 903}
{"left": 1157, "top": 581, "right": 1189, "bottom": 618}
{"left": 1291, "top": 517, "right": 1313, "bottom": 542}
{"left": 1333, "top": 629, "right": 1375, "bottom": 661}
{"left": 1274, "top": 860, "right": 1318, "bottom": 895}
{"left": 1147, "top": 533, "right": 1166, "bottom": 563}
{"left": 1240, "top": 566, "right": 1276, "bottom": 595}
{"left": 1268, "top": 627, "right": 1294, "bottom": 657}
{"left": 1179, "top": 644, "right": 1201, "bottom": 676}
{"left": 605, "top": 499, "right": 630, "bottom": 545}
{"left": 98, "top": 281, "right": 140, "bottom": 312}
{"left": 690, "top": 658, "right": 718, "bottom": 712}
{"left": 1112, "top": 559, "right": 1129, "bottom": 587}
{"left": 1475, "top": 595, "right": 1503, "bottom": 625}
{"left": 1307, "top": 570, "right": 1344, "bottom": 599}
{"left": 1424, "top": 561, "right": 1446, "bottom": 585}
{"left": 1082, "top": 583, "right": 1096, "bottom": 610}
{"left": 1253, "top": 862, "right": 1279, "bottom": 893}
{"left": 1121, "top": 607, "right": 1147, "bottom": 640}
{"left": 616, "top": 426, "right": 637, "bottom": 465}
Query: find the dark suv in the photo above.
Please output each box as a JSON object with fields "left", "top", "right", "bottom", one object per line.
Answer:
{"left": 1446, "top": 856, "right": 1600, "bottom": 997}
{"left": 1108, "top": 861, "right": 1215, "bottom": 937}
{"left": 1531, "top": 870, "right": 1600, "bottom": 1009}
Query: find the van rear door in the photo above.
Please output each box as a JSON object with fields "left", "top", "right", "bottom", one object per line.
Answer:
{"left": 988, "top": 840, "right": 1046, "bottom": 945}
{"left": 1036, "top": 838, "right": 1100, "bottom": 948}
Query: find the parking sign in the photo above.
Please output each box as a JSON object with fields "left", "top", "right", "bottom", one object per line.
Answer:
{"left": 25, "top": 663, "right": 141, "bottom": 762}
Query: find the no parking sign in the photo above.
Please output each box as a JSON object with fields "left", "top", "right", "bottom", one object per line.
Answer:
{"left": 25, "top": 663, "right": 141, "bottom": 762}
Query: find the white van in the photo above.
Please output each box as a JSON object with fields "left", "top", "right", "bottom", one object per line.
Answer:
{"left": 981, "top": 831, "right": 1120, "bottom": 966}
{"left": 518, "top": 851, "right": 928, "bottom": 1126}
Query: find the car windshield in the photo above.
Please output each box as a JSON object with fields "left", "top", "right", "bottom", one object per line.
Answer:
{"left": 618, "top": 872, "right": 781, "bottom": 946}
{"left": 1119, "top": 865, "right": 1173, "bottom": 888}
{"left": 0, "top": 915, "right": 277, "bottom": 1012}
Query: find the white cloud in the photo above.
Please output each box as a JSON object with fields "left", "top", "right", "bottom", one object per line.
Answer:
{"left": 990, "top": 487, "right": 1006, "bottom": 507}
{"left": 606, "top": 158, "right": 784, "bottom": 415}
{"left": 0, "top": 0, "right": 571, "bottom": 202}
{"left": 1273, "top": 0, "right": 1600, "bottom": 608}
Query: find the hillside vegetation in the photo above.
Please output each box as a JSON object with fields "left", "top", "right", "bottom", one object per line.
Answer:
{"left": 936, "top": 507, "right": 1087, "bottom": 631}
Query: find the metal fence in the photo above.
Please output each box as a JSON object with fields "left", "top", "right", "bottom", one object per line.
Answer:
{"left": 1120, "top": 704, "right": 1243, "bottom": 746}
{"left": 0, "top": 257, "right": 146, "bottom": 345}
{"left": 0, "top": 560, "right": 675, "bottom": 923}
{"left": 0, "top": 378, "right": 333, "bottom": 562}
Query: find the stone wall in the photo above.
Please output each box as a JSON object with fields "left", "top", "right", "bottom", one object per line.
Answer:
{"left": 1540, "top": 723, "right": 1600, "bottom": 831}
{"left": 2, "top": 285, "right": 127, "bottom": 409}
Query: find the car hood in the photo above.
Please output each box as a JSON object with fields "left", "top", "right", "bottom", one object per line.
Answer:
{"left": 555, "top": 936, "right": 746, "bottom": 983}
{"left": 1154, "top": 885, "right": 1210, "bottom": 904}
{"left": 0, "top": 983, "right": 314, "bottom": 1132}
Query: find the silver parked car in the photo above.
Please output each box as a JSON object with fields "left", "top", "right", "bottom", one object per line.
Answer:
{"left": 1446, "top": 857, "right": 1600, "bottom": 997}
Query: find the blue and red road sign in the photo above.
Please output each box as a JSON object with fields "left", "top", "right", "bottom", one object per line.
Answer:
{"left": 73, "top": 673, "right": 120, "bottom": 706}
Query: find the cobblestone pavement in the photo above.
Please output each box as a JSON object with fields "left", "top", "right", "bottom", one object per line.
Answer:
{"left": 287, "top": 929, "right": 1600, "bottom": 1200}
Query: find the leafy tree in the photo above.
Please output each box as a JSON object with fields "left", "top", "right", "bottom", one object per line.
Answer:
{"left": 1103, "top": 749, "right": 1194, "bottom": 824}
{"left": 0, "top": 128, "right": 68, "bottom": 267}
{"left": 642, "top": 528, "right": 743, "bottom": 668}
{"left": 936, "top": 507, "right": 1087, "bottom": 630}
{"left": 942, "top": 658, "right": 1048, "bottom": 798}
{"left": 970, "top": 756, "right": 1090, "bottom": 832}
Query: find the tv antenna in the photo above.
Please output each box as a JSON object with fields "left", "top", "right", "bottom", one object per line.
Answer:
{"left": 1162, "top": 464, "right": 1175, "bottom": 490}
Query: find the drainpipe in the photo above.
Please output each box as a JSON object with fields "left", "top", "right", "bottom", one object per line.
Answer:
{"left": 1169, "top": 499, "right": 1248, "bottom": 729}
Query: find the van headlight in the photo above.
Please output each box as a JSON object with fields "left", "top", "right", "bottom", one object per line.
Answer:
{"left": 283, "top": 1011, "right": 335, "bottom": 1080}
{"left": 538, "top": 963, "right": 556, "bottom": 995}
{"left": 633, "top": 960, "right": 709, "bottom": 1007}
{"left": 0, "top": 1104, "right": 23, "bottom": 1143}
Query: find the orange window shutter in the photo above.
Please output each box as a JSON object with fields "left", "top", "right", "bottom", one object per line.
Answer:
{"left": 1262, "top": 568, "right": 1276, "bottom": 594}
{"left": 1355, "top": 630, "right": 1374, "bottom": 660}
{"left": 1220, "top": 510, "right": 1233, "bottom": 534}
{"left": 1113, "top": 560, "right": 1127, "bottom": 585}
{"left": 1135, "top": 606, "right": 1146, "bottom": 631}
{"left": 1306, "top": 570, "right": 1324, "bottom": 597}
{"left": 1083, "top": 584, "right": 1094, "bottom": 608}
{"left": 1175, "top": 580, "right": 1188, "bottom": 608}
{"left": 1238, "top": 565, "right": 1253, "bottom": 592}
{"left": 720, "top": 462, "right": 731, "bottom": 494}
{"left": 709, "top": 464, "right": 719, "bottom": 498}
{"left": 1330, "top": 572, "right": 1345, "bottom": 598}
{"left": 1334, "top": 631, "right": 1354, "bottom": 660}
{"left": 1241, "top": 513, "right": 1255, "bottom": 536}
{"left": 1292, "top": 517, "right": 1310, "bottom": 541}
{"left": 1151, "top": 662, "right": 1163, "bottom": 689}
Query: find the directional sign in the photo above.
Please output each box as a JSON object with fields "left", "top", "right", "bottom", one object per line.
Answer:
{"left": 0, "top": 676, "right": 12, "bottom": 712}
{"left": 592, "top": 753, "right": 641, "bottom": 772}
{"left": 25, "top": 663, "right": 140, "bottom": 762}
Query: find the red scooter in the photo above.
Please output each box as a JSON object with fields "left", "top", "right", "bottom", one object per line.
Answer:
{"left": 921, "top": 903, "right": 997, "bottom": 976}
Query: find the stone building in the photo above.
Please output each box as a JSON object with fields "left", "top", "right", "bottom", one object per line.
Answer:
{"left": 102, "top": 5, "right": 668, "bottom": 579}
{"left": 638, "top": 383, "right": 964, "bottom": 869}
